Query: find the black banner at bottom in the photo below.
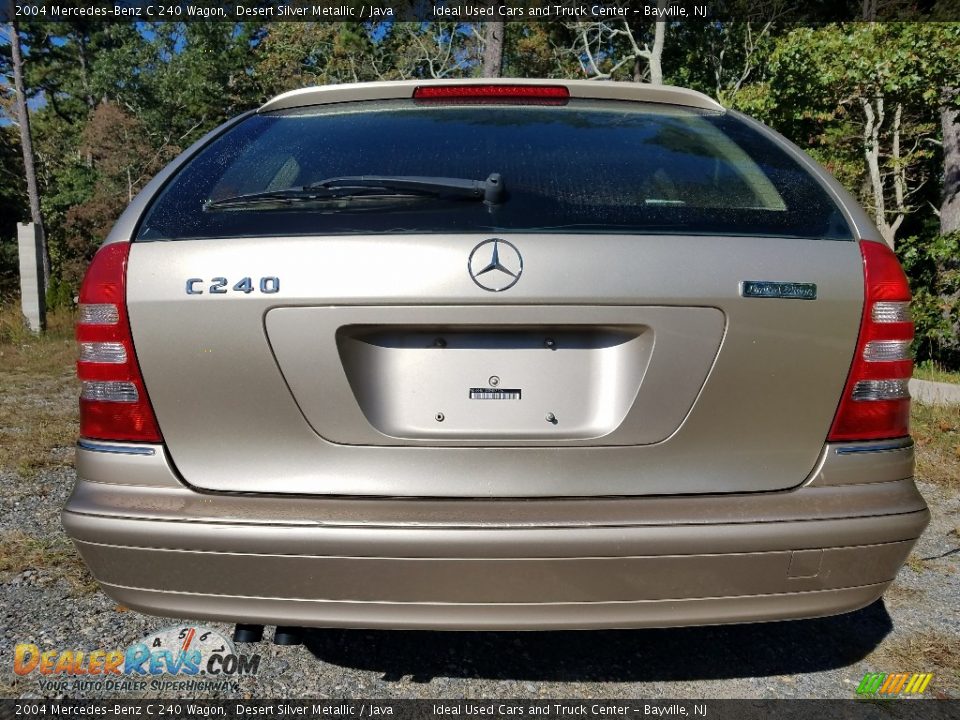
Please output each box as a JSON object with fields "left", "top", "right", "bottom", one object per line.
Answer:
{"left": 2, "top": 700, "right": 959, "bottom": 720}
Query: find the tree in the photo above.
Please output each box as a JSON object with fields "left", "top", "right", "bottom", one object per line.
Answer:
{"left": 254, "top": 23, "right": 425, "bottom": 90}
{"left": 0, "top": 125, "right": 27, "bottom": 297}
{"left": 481, "top": 21, "right": 505, "bottom": 78}
{"left": 942, "top": 92, "right": 960, "bottom": 234}
{"left": 60, "top": 102, "right": 171, "bottom": 283}
{"left": 253, "top": 22, "right": 489, "bottom": 86}
{"left": 666, "top": 18, "right": 783, "bottom": 108}
{"left": 923, "top": 23, "right": 960, "bottom": 234}
{"left": 17, "top": 22, "right": 145, "bottom": 127}
{"left": 502, "top": 24, "right": 575, "bottom": 79}
{"left": 561, "top": 9, "right": 668, "bottom": 84}
{"left": 139, "top": 22, "right": 264, "bottom": 143}
{"left": 388, "top": 23, "right": 477, "bottom": 80}
{"left": 766, "top": 24, "right": 943, "bottom": 249}
{"left": 5, "top": 19, "right": 49, "bottom": 286}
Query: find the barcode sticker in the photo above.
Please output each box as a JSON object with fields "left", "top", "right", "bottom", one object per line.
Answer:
{"left": 469, "top": 388, "right": 522, "bottom": 400}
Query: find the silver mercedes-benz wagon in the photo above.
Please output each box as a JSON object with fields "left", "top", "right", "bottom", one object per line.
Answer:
{"left": 63, "top": 79, "right": 928, "bottom": 635}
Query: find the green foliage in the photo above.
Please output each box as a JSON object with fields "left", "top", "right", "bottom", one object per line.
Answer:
{"left": 764, "top": 24, "right": 943, "bottom": 226}
{"left": 0, "top": 125, "right": 27, "bottom": 298}
{"left": 44, "top": 275, "right": 75, "bottom": 311}
{"left": 253, "top": 23, "right": 382, "bottom": 92}
{"left": 504, "top": 24, "right": 574, "bottom": 79}
{"left": 758, "top": 22, "right": 956, "bottom": 352}
{"left": 666, "top": 21, "right": 778, "bottom": 108}
{"left": 914, "top": 359, "right": 960, "bottom": 384}
{"left": 139, "top": 23, "right": 265, "bottom": 142}
{"left": 899, "top": 232, "right": 960, "bottom": 367}
{"left": 2, "top": 19, "right": 959, "bottom": 369}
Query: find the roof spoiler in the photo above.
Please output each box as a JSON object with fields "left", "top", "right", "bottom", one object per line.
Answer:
{"left": 259, "top": 79, "right": 725, "bottom": 114}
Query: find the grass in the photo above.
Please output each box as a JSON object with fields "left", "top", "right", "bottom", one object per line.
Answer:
{"left": 0, "top": 529, "right": 98, "bottom": 595}
{"left": 870, "top": 632, "right": 960, "bottom": 690}
{"left": 0, "top": 304, "right": 78, "bottom": 477}
{"left": 0, "top": 305, "right": 99, "bottom": 598}
{"left": 911, "top": 401, "right": 960, "bottom": 490}
{"left": 879, "top": 582, "right": 926, "bottom": 608}
{"left": 914, "top": 361, "right": 960, "bottom": 385}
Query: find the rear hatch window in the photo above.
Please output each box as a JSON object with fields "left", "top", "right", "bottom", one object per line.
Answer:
{"left": 136, "top": 99, "right": 851, "bottom": 241}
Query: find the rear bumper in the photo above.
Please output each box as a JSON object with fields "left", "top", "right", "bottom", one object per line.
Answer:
{"left": 63, "top": 439, "right": 928, "bottom": 630}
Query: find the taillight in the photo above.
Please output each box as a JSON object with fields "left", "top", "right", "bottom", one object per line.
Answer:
{"left": 75, "top": 242, "right": 162, "bottom": 443}
{"left": 413, "top": 85, "right": 570, "bottom": 105}
{"left": 828, "top": 240, "right": 913, "bottom": 441}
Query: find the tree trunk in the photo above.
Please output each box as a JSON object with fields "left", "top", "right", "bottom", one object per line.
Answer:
{"left": 481, "top": 21, "right": 505, "bottom": 78}
{"left": 861, "top": 96, "right": 903, "bottom": 250}
{"left": 9, "top": 19, "right": 50, "bottom": 287}
{"left": 77, "top": 33, "right": 97, "bottom": 111}
{"left": 941, "top": 89, "right": 960, "bottom": 235}
{"left": 648, "top": 0, "right": 666, "bottom": 85}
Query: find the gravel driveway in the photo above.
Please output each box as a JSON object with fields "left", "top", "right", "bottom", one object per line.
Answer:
{"left": 2, "top": 463, "right": 958, "bottom": 700}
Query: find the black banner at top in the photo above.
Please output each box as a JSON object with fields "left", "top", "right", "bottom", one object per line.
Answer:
{"left": 2, "top": 0, "right": 960, "bottom": 22}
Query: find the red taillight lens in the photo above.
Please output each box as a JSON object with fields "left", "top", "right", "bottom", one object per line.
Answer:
{"left": 828, "top": 240, "right": 913, "bottom": 441}
{"left": 413, "top": 85, "right": 570, "bottom": 104}
{"left": 76, "top": 242, "right": 162, "bottom": 443}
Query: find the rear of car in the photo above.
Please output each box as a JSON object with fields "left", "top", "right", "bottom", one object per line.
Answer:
{"left": 62, "top": 80, "right": 928, "bottom": 630}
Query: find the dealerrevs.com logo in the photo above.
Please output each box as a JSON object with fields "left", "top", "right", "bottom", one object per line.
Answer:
{"left": 14, "top": 625, "right": 261, "bottom": 694}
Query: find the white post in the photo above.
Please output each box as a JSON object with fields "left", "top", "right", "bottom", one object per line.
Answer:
{"left": 18, "top": 221, "right": 47, "bottom": 333}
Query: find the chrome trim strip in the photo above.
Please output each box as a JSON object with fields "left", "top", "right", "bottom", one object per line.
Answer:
{"left": 835, "top": 440, "right": 913, "bottom": 455}
{"left": 78, "top": 440, "right": 156, "bottom": 456}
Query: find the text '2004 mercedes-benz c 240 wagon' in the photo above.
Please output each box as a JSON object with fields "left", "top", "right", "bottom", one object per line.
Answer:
{"left": 63, "top": 79, "right": 929, "bottom": 635}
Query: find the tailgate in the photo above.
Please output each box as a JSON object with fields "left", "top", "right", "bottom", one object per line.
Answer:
{"left": 127, "top": 234, "right": 863, "bottom": 497}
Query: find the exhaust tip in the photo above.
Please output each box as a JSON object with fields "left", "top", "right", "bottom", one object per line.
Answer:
{"left": 273, "top": 626, "right": 304, "bottom": 646}
{"left": 233, "top": 624, "right": 264, "bottom": 644}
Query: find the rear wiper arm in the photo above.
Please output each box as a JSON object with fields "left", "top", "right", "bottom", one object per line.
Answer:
{"left": 307, "top": 173, "right": 505, "bottom": 205}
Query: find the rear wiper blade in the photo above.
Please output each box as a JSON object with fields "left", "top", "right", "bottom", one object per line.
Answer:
{"left": 203, "top": 173, "right": 504, "bottom": 210}
{"left": 203, "top": 186, "right": 394, "bottom": 210}
{"left": 204, "top": 173, "right": 506, "bottom": 211}
{"left": 307, "top": 173, "right": 505, "bottom": 205}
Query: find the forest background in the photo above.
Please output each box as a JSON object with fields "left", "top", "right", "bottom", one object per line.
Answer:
{"left": 1, "top": 14, "right": 958, "bottom": 368}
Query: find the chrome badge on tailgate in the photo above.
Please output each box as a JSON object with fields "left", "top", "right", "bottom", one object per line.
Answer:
{"left": 740, "top": 280, "right": 817, "bottom": 300}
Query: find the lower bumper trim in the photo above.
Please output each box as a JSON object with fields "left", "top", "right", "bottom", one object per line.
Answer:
{"left": 99, "top": 581, "right": 891, "bottom": 631}
{"left": 74, "top": 538, "right": 915, "bottom": 605}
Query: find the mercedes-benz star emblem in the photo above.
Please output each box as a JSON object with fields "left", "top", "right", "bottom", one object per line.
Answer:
{"left": 468, "top": 239, "right": 523, "bottom": 292}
